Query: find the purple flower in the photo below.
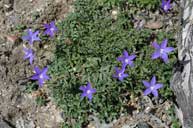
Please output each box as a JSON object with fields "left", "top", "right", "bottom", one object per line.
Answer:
{"left": 31, "top": 66, "right": 50, "bottom": 87}
{"left": 151, "top": 39, "right": 174, "bottom": 63}
{"left": 23, "top": 48, "right": 34, "bottom": 65}
{"left": 22, "top": 29, "right": 41, "bottom": 45}
{"left": 161, "top": 0, "right": 171, "bottom": 12}
{"left": 44, "top": 21, "right": 58, "bottom": 37}
{"left": 142, "top": 76, "right": 163, "bottom": 97}
{"left": 113, "top": 66, "right": 128, "bottom": 81}
{"left": 79, "top": 82, "right": 96, "bottom": 102}
{"left": 117, "top": 50, "right": 136, "bottom": 67}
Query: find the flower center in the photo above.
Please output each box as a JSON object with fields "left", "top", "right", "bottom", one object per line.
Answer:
{"left": 50, "top": 28, "right": 54, "bottom": 32}
{"left": 118, "top": 73, "right": 122, "bottom": 77}
{"left": 160, "top": 49, "right": 164, "bottom": 54}
{"left": 27, "top": 53, "right": 32, "bottom": 57}
{"left": 150, "top": 86, "right": 154, "bottom": 91}
{"left": 86, "top": 90, "right": 91, "bottom": 94}
{"left": 125, "top": 59, "right": 129, "bottom": 63}
{"left": 164, "top": 5, "right": 168, "bottom": 11}
{"left": 39, "top": 74, "right": 44, "bottom": 79}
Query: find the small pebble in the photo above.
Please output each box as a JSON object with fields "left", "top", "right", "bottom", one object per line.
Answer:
{"left": 137, "top": 122, "right": 150, "bottom": 128}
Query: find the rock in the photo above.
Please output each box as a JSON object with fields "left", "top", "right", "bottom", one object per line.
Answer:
{"left": 137, "top": 122, "right": 150, "bottom": 128}
{"left": 16, "top": 117, "right": 35, "bottom": 128}
{"left": 0, "top": 120, "right": 12, "bottom": 128}
{"left": 144, "top": 21, "right": 163, "bottom": 29}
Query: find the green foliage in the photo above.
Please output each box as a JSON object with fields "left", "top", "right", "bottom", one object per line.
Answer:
{"left": 25, "top": 83, "right": 48, "bottom": 107}
{"left": 96, "top": 0, "right": 160, "bottom": 9}
{"left": 15, "top": 24, "right": 27, "bottom": 32}
{"left": 167, "top": 105, "right": 181, "bottom": 128}
{"left": 96, "top": 0, "right": 120, "bottom": 6}
{"left": 35, "top": 95, "right": 47, "bottom": 106}
{"left": 25, "top": 82, "right": 39, "bottom": 93}
{"left": 48, "top": 0, "right": 176, "bottom": 127}
{"left": 134, "top": 0, "right": 160, "bottom": 9}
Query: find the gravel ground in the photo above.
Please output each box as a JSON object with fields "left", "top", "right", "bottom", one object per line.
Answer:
{"left": 0, "top": 0, "right": 73, "bottom": 127}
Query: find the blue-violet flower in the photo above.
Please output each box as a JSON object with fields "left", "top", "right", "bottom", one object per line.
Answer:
{"left": 31, "top": 66, "right": 50, "bottom": 87}
{"left": 113, "top": 66, "right": 128, "bottom": 81}
{"left": 151, "top": 39, "right": 174, "bottom": 63}
{"left": 142, "top": 76, "right": 163, "bottom": 97}
{"left": 23, "top": 48, "right": 34, "bottom": 65}
{"left": 161, "top": 0, "right": 171, "bottom": 12}
{"left": 44, "top": 21, "right": 58, "bottom": 37}
{"left": 22, "top": 29, "right": 41, "bottom": 45}
{"left": 117, "top": 50, "right": 136, "bottom": 68}
{"left": 79, "top": 82, "right": 96, "bottom": 102}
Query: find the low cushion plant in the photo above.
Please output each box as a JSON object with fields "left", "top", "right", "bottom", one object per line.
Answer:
{"left": 46, "top": 0, "right": 176, "bottom": 127}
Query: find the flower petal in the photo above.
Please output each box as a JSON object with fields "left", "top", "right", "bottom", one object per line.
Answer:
{"left": 38, "top": 79, "right": 44, "bottom": 87}
{"left": 27, "top": 29, "right": 33, "bottom": 35}
{"left": 118, "top": 76, "right": 124, "bottom": 81}
{"left": 34, "top": 66, "right": 41, "bottom": 74}
{"left": 42, "top": 67, "right": 48, "bottom": 74}
{"left": 23, "top": 54, "right": 29, "bottom": 59}
{"left": 161, "top": 0, "right": 166, "bottom": 5}
{"left": 35, "top": 36, "right": 41, "bottom": 41}
{"left": 87, "top": 82, "right": 92, "bottom": 89}
{"left": 128, "top": 62, "right": 134, "bottom": 67}
{"left": 151, "top": 50, "right": 160, "bottom": 59}
{"left": 123, "top": 50, "right": 129, "bottom": 57}
{"left": 154, "top": 84, "right": 163, "bottom": 90}
{"left": 161, "top": 53, "right": 169, "bottom": 63}
{"left": 22, "top": 35, "right": 29, "bottom": 41}
{"left": 128, "top": 55, "right": 136, "bottom": 60}
{"left": 44, "top": 24, "right": 50, "bottom": 28}
{"left": 31, "top": 75, "right": 39, "bottom": 80}
{"left": 121, "top": 63, "right": 127, "bottom": 69}
{"left": 49, "top": 32, "right": 54, "bottom": 37}
{"left": 34, "top": 30, "right": 39, "bottom": 36}
{"left": 152, "top": 90, "right": 158, "bottom": 97}
{"left": 23, "top": 48, "right": 28, "bottom": 52}
{"left": 29, "top": 39, "right": 34, "bottom": 45}
{"left": 161, "top": 39, "right": 168, "bottom": 48}
{"left": 142, "top": 80, "right": 150, "bottom": 87}
{"left": 143, "top": 89, "right": 152, "bottom": 96}
{"left": 79, "top": 86, "right": 86, "bottom": 91}
{"left": 91, "top": 88, "right": 96, "bottom": 93}
{"left": 87, "top": 94, "right": 93, "bottom": 102}
{"left": 114, "top": 67, "right": 119, "bottom": 72}
{"left": 152, "top": 42, "right": 160, "bottom": 49}
{"left": 44, "top": 30, "right": 50, "bottom": 35}
{"left": 44, "top": 74, "right": 50, "bottom": 80}
{"left": 150, "top": 76, "right": 156, "bottom": 86}
{"left": 118, "top": 73, "right": 128, "bottom": 81}
{"left": 81, "top": 93, "right": 87, "bottom": 98}
{"left": 117, "top": 56, "right": 124, "bottom": 61}
{"left": 50, "top": 21, "right": 55, "bottom": 26}
{"left": 54, "top": 26, "right": 58, "bottom": 31}
{"left": 122, "top": 73, "right": 128, "bottom": 78}
{"left": 164, "top": 47, "right": 174, "bottom": 53}
{"left": 29, "top": 56, "right": 34, "bottom": 65}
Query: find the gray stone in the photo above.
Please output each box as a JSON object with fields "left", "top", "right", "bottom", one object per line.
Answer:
{"left": 0, "top": 120, "right": 12, "bottom": 128}
{"left": 171, "top": 0, "right": 193, "bottom": 127}
{"left": 137, "top": 122, "right": 150, "bottom": 128}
